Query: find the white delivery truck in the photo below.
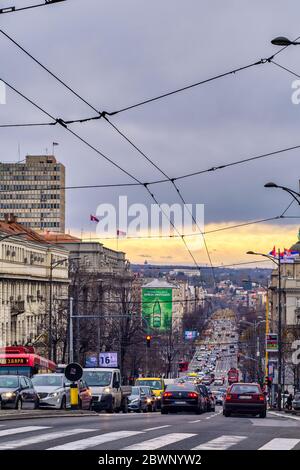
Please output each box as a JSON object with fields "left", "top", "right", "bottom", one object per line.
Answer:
{"left": 82, "top": 367, "right": 131, "bottom": 413}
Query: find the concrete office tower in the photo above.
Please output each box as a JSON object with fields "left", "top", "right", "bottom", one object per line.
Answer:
{"left": 0, "top": 155, "right": 65, "bottom": 232}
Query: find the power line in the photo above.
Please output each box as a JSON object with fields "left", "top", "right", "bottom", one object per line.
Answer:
{"left": 2, "top": 121, "right": 300, "bottom": 186}
{"left": 0, "top": 0, "right": 66, "bottom": 15}
{"left": 271, "top": 59, "right": 300, "bottom": 80}
{"left": 104, "top": 118, "right": 216, "bottom": 285}
{"left": 132, "top": 259, "right": 272, "bottom": 269}
{"left": 0, "top": 29, "right": 271, "bottom": 118}
{"left": 105, "top": 59, "right": 270, "bottom": 116}
{"left": 0, "top": 76, "right": 203, "bottom": 274}
{"left": 0, "top": 122, "right": 54, "bottom": 128}
{"left": 0, "top": 29, "right": 266, "bottom": 283}
{"left": 82, "top": 216, "right": 282, "bottom": 241}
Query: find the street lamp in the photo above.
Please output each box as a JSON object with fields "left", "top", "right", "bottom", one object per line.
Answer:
{"left": 271, "top": 37, "right": 300, "bottom": 46}
{"left": 247, "top": 250, "right": 283, "bottom": 410}
{"left": 264, "top": 182, "right": 300, "bottom": 205}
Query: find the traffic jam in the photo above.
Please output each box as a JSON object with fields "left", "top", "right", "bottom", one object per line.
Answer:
{"left": 0, "top": 312, "right": 274, "bottom": 418}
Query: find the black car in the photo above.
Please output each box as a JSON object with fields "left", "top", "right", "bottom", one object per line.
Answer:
{"left": 161, "top": 383, "right": 206, "bottom": 414}
{"left": 0, "top": 375, "right": 39, "bottom": 410}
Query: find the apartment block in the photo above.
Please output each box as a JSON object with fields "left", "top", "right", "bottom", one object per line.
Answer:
{"left": 0, "top": 155, "right": 65, "bottom": 232}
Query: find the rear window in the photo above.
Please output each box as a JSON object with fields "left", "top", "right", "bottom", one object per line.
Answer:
{"left": 231, "top": 384, "right": 260, "bottom": 394}
{"left": 166, "top": 383, "right": 196, "bottom": 391}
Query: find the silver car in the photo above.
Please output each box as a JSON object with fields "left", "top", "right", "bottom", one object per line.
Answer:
{"left": 32, "top": 374, "right": 70, "bottom": 409}
{"left": 292, "top": 393, "right": 300, "bottom": 410}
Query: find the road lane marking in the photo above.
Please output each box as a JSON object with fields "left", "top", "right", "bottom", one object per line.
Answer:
{"left": 192, "top": 435, "right": 247, "bottom": 450}
{"left": 143, "top": 425, "right": 171, "bottom": 431}
{"left": 0, "top": 426, "right": 49, "bottom": 438}
{"left": 268, "top": 411, "right": 300, "bottom": 422}
{"left": 259, "top": 438, "right": 300, "bottom": 450}
{"left": 188, "top": 419, "right": 202, "bottom": 423}
{"left": 0, "top": 428, "right": 94, "bottom": 450}
{"left": 123, "top": 433, "right": 196, "bottom": 450}
{"left": 47, "top": 431, "right": 144, "bottom": 450}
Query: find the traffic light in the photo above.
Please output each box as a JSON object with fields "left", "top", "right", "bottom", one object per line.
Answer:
{"left": 146, "top": 335, "right": 151, "bottom": 348}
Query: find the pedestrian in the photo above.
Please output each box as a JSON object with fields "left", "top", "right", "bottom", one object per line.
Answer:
{"left": 285, "top": 393, "right": 293, "bottom": 411}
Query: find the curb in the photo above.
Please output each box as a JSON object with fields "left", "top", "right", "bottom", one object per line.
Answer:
{"left": 0, "top": 411, "right": 98, "bottom": 421}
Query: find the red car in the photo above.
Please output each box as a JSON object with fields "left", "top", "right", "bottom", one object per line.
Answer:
{"left": 223, "top": 382, "right": 266, "bottom": 418}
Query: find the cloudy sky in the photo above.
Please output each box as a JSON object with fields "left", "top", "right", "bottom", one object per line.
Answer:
{"left": 0, "top": 0, "right": 299, "bottom": 266}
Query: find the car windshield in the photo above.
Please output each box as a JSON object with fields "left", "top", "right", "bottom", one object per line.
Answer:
{"left": 131, "top": 387, "right": 140, "bottom": 396}
{"left": 231, "top": 384, "right": 260, "bottom": 394}
{"left": 140, "top": 387, "right": 150, "bottom": 395}
{"left": 135, "top": 380, "right": 162, "bottom": 390}
{"left": 0, "top": 376, "right": 18, "bottom": 388}
{"left": 32, "top": 375, "right": 63, "bottom": 387}
{"left": 82, "top": 371, "right": 112, "bottom": 387}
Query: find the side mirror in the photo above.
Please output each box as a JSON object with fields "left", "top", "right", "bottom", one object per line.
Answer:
{"left": 114, "top": 381, "right": 120, "bottom": 389}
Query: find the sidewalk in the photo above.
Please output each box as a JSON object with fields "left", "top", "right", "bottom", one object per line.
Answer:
{"left": 0, "top": 409, "right": 97, "bottom": 421}
{"left": 268, "top": 408, "right": 300, "bottom": 419}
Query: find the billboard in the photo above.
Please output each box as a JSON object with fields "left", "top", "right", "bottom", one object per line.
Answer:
{"left": 266, "top": 333, "right": 278, "bottom": 352}
{"left": 184, "top": 330, "right": 198, "bottom": 340}
{"left": 85, "top": 352, "right": 118, "bottom": 368}
{"left": 142, "top": 287, "right": 173, "bottom": 331}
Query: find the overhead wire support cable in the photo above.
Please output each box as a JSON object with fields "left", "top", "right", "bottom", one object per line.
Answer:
{"left": 0, "top": 0, "right": 66, "bottom": 15}
{"left": 0, "top": 77, "right": 202, "bottom": 274}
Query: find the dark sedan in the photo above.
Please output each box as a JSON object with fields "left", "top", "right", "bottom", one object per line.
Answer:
{"left": 161, "top": 383, "right": 206, "bottom": 414}
{"left": 0, "top": 375, "right": 39, "bottom": 410}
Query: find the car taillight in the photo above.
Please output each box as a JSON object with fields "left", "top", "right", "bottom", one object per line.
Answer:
{"left": 225, "top": 394, "right": 231, "bottom": 401}
{"left": 163, "top": 392, "right": 173, "bottom": 398}
{"left": 259, "top": 394, "right": 265, "bottom": 401}
{"left": 188, "top": 392, "right": 198, "bottom": 398}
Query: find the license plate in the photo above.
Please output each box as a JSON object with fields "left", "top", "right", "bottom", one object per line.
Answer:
{"left": 239, "top": 396, "right": 252, "bottom": 399}
{"left": 174, "top": 401, "right": 186, "bottom": 404}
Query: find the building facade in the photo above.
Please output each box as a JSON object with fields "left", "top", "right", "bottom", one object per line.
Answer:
{"left": 269, "top": 232, "right": 300, "bottom": 390}
{"left": 0, "top": 217, "right": 69, "bottom": 351}
{"left": 0, "top": 155, "right": 65, "bottom": 232}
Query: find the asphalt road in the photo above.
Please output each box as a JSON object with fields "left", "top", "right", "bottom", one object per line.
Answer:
{"left": 0, "top": 407, "right": 300, "bottom": 450}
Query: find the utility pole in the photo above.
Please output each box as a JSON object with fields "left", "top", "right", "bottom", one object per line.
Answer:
{"left": 49, "top": 254, "right": 53, "bottom": 361}
{"left": 69, "top": 296, "right": 74, "bottom": 363}
{"left": 277, "top": 249, "right": 282, "bottom": 411}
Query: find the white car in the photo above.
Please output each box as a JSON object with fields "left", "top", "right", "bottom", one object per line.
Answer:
{"left": 32, "top": 374, "right": 70, "bottom": 409}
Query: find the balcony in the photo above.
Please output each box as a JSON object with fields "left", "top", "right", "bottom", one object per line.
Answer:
{"left": 11, "top": 300, "right": 25, "bottom": 316}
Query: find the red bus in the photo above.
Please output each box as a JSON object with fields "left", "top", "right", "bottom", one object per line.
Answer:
{"left": 0, "top": 346, "right": 56, "bottom": 378}
{"left": 227, "top": 367, "right": 239, "bottom": 385}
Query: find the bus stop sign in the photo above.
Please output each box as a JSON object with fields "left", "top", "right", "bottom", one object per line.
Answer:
{"left": 64, "top": 362, "right": 83, "bottom": 382}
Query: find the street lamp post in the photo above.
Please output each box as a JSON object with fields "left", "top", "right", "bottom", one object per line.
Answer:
{"left": 264, "top": 182, "right": 300, "bottom": 205}
{"left": 247, "top": 249, "right": 283, "bottom": 410}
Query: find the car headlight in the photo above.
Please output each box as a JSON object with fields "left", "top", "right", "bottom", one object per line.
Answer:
{"left": 1, "top": 392, "right": 16, "bottom": 399}
{"left": 103, "top": 387, "right": 111, "bottom": 394}
{"left": 49, "top": 392, "right": 60, "bottom": 398}
{"left": 156, "top": 395, "right": 161, "bottom": 399}
{"left": 146, "top": 398, "right": 152, "bottom": 403}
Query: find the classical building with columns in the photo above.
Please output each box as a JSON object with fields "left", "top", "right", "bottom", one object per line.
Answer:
{"left": 0, "top": 214, "right": 69, "bottom": 348}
